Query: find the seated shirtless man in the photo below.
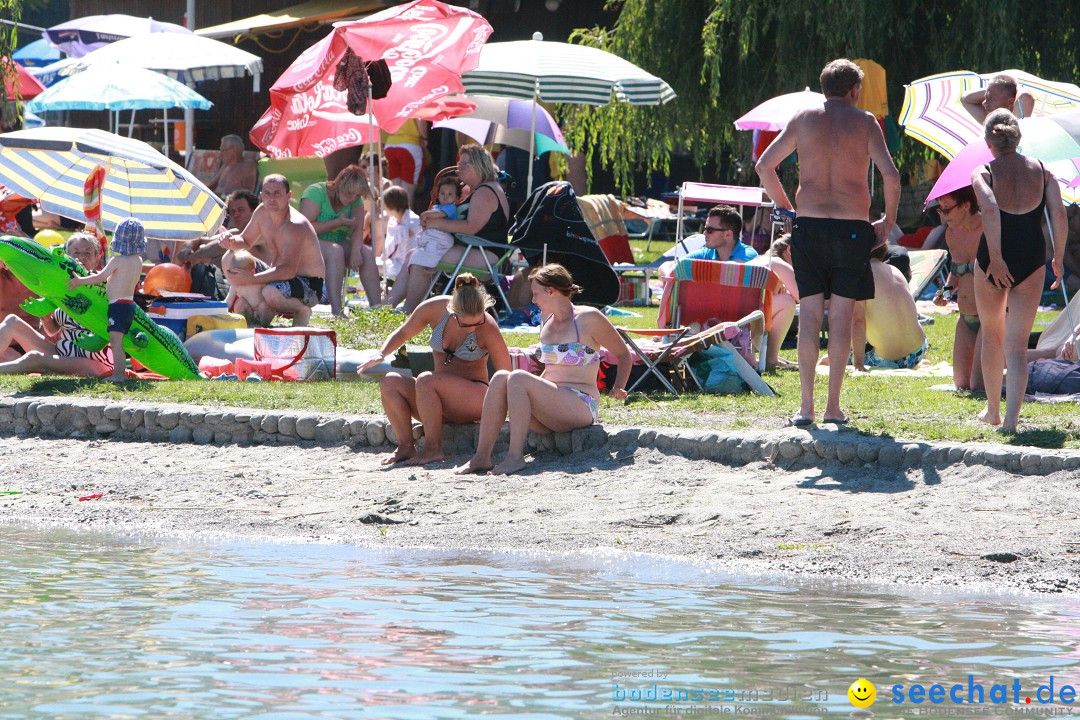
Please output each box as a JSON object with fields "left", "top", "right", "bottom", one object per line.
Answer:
{"left": 851, "top": 243, "right": 928, "bottom": 370}
{"left": 220, "top": 175, "right": 326, "bottom": 326}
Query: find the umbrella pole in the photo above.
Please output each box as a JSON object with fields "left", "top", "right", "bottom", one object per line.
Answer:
{"left": 163, "top": 110, "right": 170, "bottom": 157}
{"left": 527, "top": 81, "right": 539, "bottom": 197}
{"left": 128, "top": 109, "right": 136, "bottom": 138}
{"left": 1045, "top": 207, "right": 1079, "bottom": 358}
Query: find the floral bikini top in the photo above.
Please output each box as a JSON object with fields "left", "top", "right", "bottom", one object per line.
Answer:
{"left": 534, "top": 313, "right": 601, "bottom": 366}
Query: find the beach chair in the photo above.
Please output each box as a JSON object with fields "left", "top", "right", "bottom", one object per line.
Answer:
{"left": 670, "top": 182, "right": 778, "bottom": 252}
{"left": 619, "top": 258, "right": 777, "bottom": 396}
{"left": 907, "top": 248, "right": 949, "bottom": 300}
{"left": 578, "top": 193, "right": 655, "bottom": 305}
{"left": 256, "top": 156, "right": 328, "bottom": 208}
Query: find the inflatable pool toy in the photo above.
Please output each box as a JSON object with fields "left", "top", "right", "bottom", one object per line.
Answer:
{"left": 0, "top": 235, "right": 202, "bottom": 380}
{"left": 142, "top": 262, "right": 192, "bottom": 296}
{"left": 33, "top": 229, "right": 64, "bottom": 247}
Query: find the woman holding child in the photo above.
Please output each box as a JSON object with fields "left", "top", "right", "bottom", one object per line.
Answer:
{"left": 299, "top": 164, "right": 380, "bottom": 315}
{"left": 456, "top": 264, "right": 630, "bottom": 476}
{"left": 971, "top": 110, "right": 1067, "bottom": 432}
{"left": 358, "top": 274, "right": 511, "bottom": 466}
{"left": 391, "top": 144, "right": 510, "bottom": 313}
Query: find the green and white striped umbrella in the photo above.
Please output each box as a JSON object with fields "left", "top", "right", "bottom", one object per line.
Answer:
{"left": 462, "top": 33, "right": 675, "bottom": 107}
{"left": 0, "top": 127, "right": 224, "bottom": 239}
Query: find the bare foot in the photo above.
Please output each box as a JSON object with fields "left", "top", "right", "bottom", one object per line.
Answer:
{"left": 978, "top": 407, "right": 1001, "bottom": 426}
{"left": 404, "top": 452, "right": 445, "bottom": 466}
{"left": 381, "top": 445, "right": 417, "bottom": 466}
{"left": 453, "top": 457, "right": 493, "bottom": 475}
{"left": 490, "top": 456, "right": 528, "bottom": 475}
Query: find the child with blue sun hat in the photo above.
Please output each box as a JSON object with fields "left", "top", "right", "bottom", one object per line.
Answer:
{"left": 68, "top": 217, "right": 146, "bottom": 382}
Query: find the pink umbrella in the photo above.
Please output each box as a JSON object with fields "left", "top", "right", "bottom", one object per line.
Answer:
{"left": 734, "top": 88, "right": 825, "bottom": 131}
{"left": 926, "top": 113, "right": 1080, "bottom": 205}
{"left": 2, "top": 58, "right": 46, "bottom": 100}
{"left": 924, "top": 140, "right": 994, "bottom": 206}
{"left": 253, "top": 0, "right": 491, "bottom": 159}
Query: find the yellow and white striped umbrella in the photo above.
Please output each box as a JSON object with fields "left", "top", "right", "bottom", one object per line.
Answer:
{"left": 0, "top": 127, "right": 224, "bottom": 239}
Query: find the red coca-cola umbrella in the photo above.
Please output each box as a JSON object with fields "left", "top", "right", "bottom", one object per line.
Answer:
{"left": 2, "top": 58, "right": 47, "bottom": 100}
{"left": 250, "top": 0, "right": 491, "bottom": 159}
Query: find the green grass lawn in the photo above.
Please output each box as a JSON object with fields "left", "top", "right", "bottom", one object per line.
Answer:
{"left": 1, "top": 244, "right": 1077, "bottom": 449}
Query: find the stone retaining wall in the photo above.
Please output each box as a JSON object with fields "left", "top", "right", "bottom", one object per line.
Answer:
{"left": 1, "top": 396, "right": 1077, "bottom": 476}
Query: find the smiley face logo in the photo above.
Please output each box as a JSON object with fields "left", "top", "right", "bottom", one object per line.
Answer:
{"left": 848, "top": 678, "right": 876, "bottom": 708}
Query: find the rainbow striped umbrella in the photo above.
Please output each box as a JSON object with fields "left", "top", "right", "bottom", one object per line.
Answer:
{"left": 900, "top": 70, "right": 1080, "bottom": 159}
{"left": 0, "top": 127, "right": 224, "bottom": 239}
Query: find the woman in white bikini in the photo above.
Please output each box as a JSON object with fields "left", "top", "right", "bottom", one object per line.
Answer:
{"left": 456, "top": 264, "right": 631, "bottom": 476}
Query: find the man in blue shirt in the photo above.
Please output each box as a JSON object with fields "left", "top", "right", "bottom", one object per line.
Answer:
{"left": 687, "top": 205, "right": 758, "bottom": 262}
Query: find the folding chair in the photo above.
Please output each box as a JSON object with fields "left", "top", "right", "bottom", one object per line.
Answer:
{"left": 578, "top": 193, "right": 656, "bottom": 305}
{"left": 671, "top": 182, "right": 777, "bottom": 251}
{"left": 619, "top": 258, "right": 777, "bottom": 397}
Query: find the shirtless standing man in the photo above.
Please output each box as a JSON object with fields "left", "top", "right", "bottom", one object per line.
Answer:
{"left": 221, "top": 175, "right": 326, "bottom": 326}
{"left": 756, "top": 59, "right": 900, "bottom": 425}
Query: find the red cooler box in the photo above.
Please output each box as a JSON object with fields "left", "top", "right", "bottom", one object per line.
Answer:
{"left": 147, "top": 298, "right": 229, "bottom": 341}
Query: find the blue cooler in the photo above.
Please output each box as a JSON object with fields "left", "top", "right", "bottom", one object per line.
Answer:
{"left": 147, "top": 298, "right": 229, "bottom": 341}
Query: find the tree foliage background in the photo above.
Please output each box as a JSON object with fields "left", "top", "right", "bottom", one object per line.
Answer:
{"left": 565, "top": 0, "right": 1080, "bottom": 193}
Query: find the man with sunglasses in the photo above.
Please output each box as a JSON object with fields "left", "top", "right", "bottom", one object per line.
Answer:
{"left": 657, "top": 205, "right": 757, "bottom": 278}
{"left": 686, "top": 205, "right": 758, "bottom": 263}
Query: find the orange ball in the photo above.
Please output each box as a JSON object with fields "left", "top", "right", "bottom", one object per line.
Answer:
{"left": 142, "top": 263, "right": 192, "bottom": 296}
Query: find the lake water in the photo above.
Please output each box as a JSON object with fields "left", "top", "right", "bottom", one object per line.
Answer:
{"left": 2, "top": 526, "right": 1078, "bottom": 719}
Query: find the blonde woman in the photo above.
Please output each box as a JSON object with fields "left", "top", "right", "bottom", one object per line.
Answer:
{"left": 392, "top": 144, "right": 510, "bottom": 312}
{"left": 972, "top": 109, "right": 1067, "bottom": 432}
{"left": 358, "top": 274, "right": 511, "bottom": 466}
{"left": 456, "top": 264, "right": 631, "bottom": 476}
{"left": 299, "top": 164, "right": 378, "bottom": 314}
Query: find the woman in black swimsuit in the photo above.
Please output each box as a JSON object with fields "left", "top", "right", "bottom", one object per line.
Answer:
{"left": 971, "top": 109, "right": 1067, "bottom": 432}
{"left": 393, "top": 144, "right": 510, "bottom": 312}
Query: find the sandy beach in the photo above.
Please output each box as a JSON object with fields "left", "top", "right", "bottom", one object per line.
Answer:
{"left": 2, "top": 432, "right": 1077, "bottom": 596}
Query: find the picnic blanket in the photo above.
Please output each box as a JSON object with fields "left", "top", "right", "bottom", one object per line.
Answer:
{"left": 816, "top": 360, "right": 953, "bottom": 377}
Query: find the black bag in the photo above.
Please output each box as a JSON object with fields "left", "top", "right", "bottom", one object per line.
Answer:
{"left": 1026, "top": 359, "right": 1080, "bottom": 394}
{"left": 510, "top": 181, "right": 620, "bottom": 307}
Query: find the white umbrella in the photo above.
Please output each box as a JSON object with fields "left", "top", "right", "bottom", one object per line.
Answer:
{"left": 463, "top": 31, "right": 675, "bottom": 194}
{"left": 63, "top": 33, "right": 263, "bottom": 88}
{"left": 45, "top": 14, "right": 192, "bottom": 58}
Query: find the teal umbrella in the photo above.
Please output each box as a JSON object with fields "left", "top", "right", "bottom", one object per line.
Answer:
{"left": 25, "top": 65, "right": 212, "bottom": 113}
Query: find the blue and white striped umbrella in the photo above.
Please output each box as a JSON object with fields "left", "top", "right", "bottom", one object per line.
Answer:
{"left": 462, "top": 33, "right": 675, "bottom": 107}
{"left": 26, "top": 66, "right": 212, "bottom": 113}
{"left": 0, "top": 127, "right": 224, "bottom": 239}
